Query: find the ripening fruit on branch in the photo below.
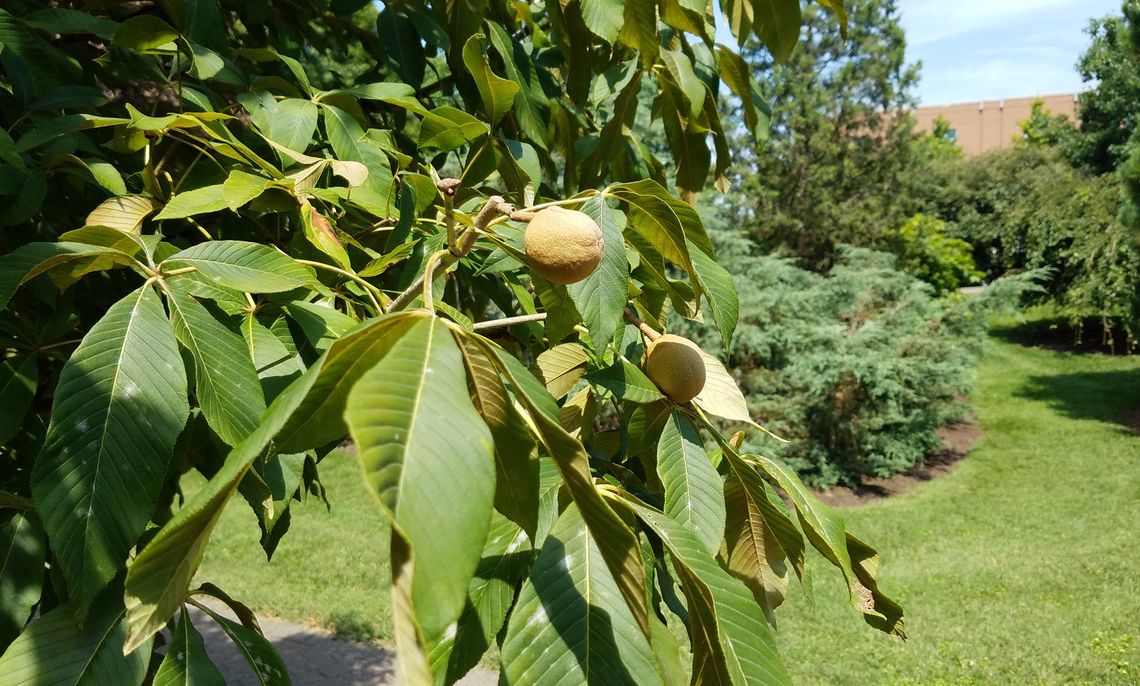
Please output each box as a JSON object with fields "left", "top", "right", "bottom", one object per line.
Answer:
{"left": 523, "top": 206, "right": 603, "bottom": 285}
{"left": 645, "top": 334, "right": 706, "bottom": 403}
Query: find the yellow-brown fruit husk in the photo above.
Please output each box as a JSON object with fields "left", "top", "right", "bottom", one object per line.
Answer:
{"left": 523, "top": 206, "right": 603, "bottom": 285}
{"left": 645, "top": 334, "right": 706, "bottom": 403}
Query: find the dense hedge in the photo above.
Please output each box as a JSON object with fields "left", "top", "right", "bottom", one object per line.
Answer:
{"left": 924, "top": 145, "right": 1140, "bottom": 348}
{"left": 688, "top": 237, "right": 1032, "bottom": 487}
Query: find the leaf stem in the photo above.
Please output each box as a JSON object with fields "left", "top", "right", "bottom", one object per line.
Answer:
{"left": 421, "top": 249, "right": 450, "bottom": 312}
{"left": 624, "top": 309, "right": 661, "bottom": 341}
{"left": 296, "top": 259, "right": 384, "bottom": 315}
{"left": 471, "top": 312, "right": 548, "bottom": 332}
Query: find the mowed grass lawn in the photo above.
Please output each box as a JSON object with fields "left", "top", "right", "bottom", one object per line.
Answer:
{"left": 194, "top": 337, "right": 1140, "bottom": 682}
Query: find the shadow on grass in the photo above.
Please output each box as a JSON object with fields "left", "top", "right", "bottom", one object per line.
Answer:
{"left": 991, "top": 315, "right": 1135, "bottom": 356}
{"left": 1014, "top": 367, "right": 1140, "bottom": 434}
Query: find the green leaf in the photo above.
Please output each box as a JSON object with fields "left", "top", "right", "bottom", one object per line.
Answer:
{"left": 112, "top": 15, "right": 178, "bottom": 52}
{"left": 689, "top": 244, "right": 739, "bottom": 349}
{"left": 0, "top": 355, "right": 37, "bottom": 444}
{"left": 461, "top": 34, "right": 520, "bottom": 127}
{"left": 196, "top": 605, "right": 291, "bottom": 685}
{"left": 846, "top": 532, "right": 906, "bottom": 637}
{"left": 31, "top": 287, "right": 189, "bottom": 617}
{"left": 377, "top": 7, "right": 426, "bottom": 87}
{"left": 693, "top": 348, "right": 761, "bottom": 429}
{"left": 608, "top": 181, "right": 696, "bottom": 282}
{"left": 587, "top": 358, "right": 665, "bottom": 404}
{"left": 723, "top": 470, "right": 793, "bottom": 617}
{"left": 23, "top": 8, "right": 119, "bottom": 39}
{"left": 243, "top": 314, "right": 305, "bottom": 402}
{"left": 660, "top": 49, "right": 706, "bottom": 117}
{"left": 124, "top": 313, "right": 426, "bottom": 652}
{"left": 321, "top": 105, "right": 395, "bottom": 217}
{"left": 580, "top": 0, "right": 626, "bottom": 43}
{"left": 428, "top": 512, "right": 533, "bottom": 685}
{"left": 501, "top": 503, "right": 663, "bottom": 686}
{"left": 479, "top": 338, "right": 650, "bottom": 635}
{"left": 618, "top": 0, "right": 659, "bottom": 64}
{"left": 532, "top": 342, "right": 590, "bottom": 400}
{"left": 419, "top": 106, "right": 489, "bottom": 152}
{"left": 153, "top": 608, "right": 226, "bottom": 686}
{"left": 85, "top": 194, "right": 161, "bottom": 233}
{"left": 716, "top": 45, "right": 770, "bottom": 140}
{"left": 345, "top": 317, "right": 495, "bottom": 648}
{"left": 222, "top": 170, "right": 272, "bottom": 210}
{"left": 720, "top": 0, "right": 754, "bottom": 45}
{"left": 0, "top": 511, "right": 44, "bottom": 651}
{"left": 282, "top": 300, "right": 358, "bottom": 352}
{"left": 164, "top": 240, "right": 315, "bottom": 293}
{"left": 485, "top": 22, "right": 550, "bottom": 147}
{"left": 154, "top": 185, "right": 228, "bottom": 220}
{"left": 260, "top": 98, "right": 318, "bottom": 152}
{"left": 0, "top": 242, "right": 133, "bottom": 312}
{"left": 617, "top": 498, "right": 792, "bottom": 686}
{"left": 333, "top": 82, "right": 427, "bottom": 114}
{"left": 0, "top": 591, "right": 151, "bottom": 686}
{"left": 567, "top": 196, "right": 629, "bottom": 349}
{"left": 457, "top": 338, "right": 541, "bottom": 540}
{"left": 299, "top": 202, "right": 352, "bottom": 271}
{"left": 657, "top": 412, "right": 725, "bottom": 555}
{"left": 167, "top": 289, "right": 266, "bottom": 446}
{"left": 752, "top": 0, "right": 802, "bottom": 62}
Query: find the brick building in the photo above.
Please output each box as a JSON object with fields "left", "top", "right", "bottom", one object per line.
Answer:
{"left": 913, "top": 93, "right": 1080, "bottom": 156}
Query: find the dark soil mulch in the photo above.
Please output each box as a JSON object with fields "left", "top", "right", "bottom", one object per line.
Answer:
{"left": 991, "top": 317, "right": 1135, "bottom": 355}
{"left": 813, "top": 417, "right": 982, "bottom": 508}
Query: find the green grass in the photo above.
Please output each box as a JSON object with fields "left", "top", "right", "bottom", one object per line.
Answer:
{"left": 195, "top": 337, "right": 1140, "bottom": 681}
{"left": 190, "top": 452, "right": 393, "bottom": 642}
{"left": 777, "top": 339, "right": 1140, "bottom": 685}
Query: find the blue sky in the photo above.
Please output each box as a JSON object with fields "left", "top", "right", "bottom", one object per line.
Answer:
{"left": 899, "top": 0, "right": 1122, "bottom": 105}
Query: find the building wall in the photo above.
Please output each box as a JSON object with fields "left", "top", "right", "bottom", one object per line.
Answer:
{"left": 913, "top": 93, "right": 1079, "bottom": 156}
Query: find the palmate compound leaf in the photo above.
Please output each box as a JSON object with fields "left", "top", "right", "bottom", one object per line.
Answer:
{"left": 501, "top": 503, "right": 664, "bottom": 686}
{"left": 163, "top": 240, "right": 316, "bottom": 293}
{"left": 124, "top": 313, "right": 426, "bottom": 652}
{"left": 0, "top": 584, "right": 152, "bottom": 686}
{"left": 657, "top": 411, "right": 725, "bottom": 556}
{"left": 469, "top": 335, "right": 650, "bottom": 636}
{"left": 31, "top": 286, "right": 189, "bottom": 618}
{"left": 344, "top": 317, "right": 496, "bottom": 682}
{"left": 610, "top": 496, "right": 792, "bottom": 686}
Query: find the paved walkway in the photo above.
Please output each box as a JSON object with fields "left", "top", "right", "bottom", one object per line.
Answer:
{"left": 193, "top": 605, "right": 497, "bottom": 685}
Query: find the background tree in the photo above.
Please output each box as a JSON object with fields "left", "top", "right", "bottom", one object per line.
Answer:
{"left": 724, "top": 0, "right": 920, "bottom": 269}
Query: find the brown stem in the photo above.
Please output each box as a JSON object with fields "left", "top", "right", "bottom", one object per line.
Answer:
{"left": 386, "top": 195, "right": 511, "bottom": 313}
{"left": 624, "top": 309, "right": 661, "bottom": 341}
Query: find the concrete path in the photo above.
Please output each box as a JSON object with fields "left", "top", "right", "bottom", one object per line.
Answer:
{"left": 193, "top": 605, "right": 497, "bottom": 685}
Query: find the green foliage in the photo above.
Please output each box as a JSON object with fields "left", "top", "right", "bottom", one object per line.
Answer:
{"left": 687, "top": 240, "right": 1029, "bottom": 487}
{"left": 0, "top": 0, "right": 905, "bottom": 684}
{"left": 891, "top": 214, "right": 982, "bottom": 294}
{"left": 1070, "top": 6, "right": 1140, "bottom": 175}
{"left": 724, "top": 0, "right": 922, "bottom": 269}
{"left": 925, "top": 145, "right": 1140, "bottom": 346}
{"left": 1017, "top": 99, "right": 1080, "bottom": 151}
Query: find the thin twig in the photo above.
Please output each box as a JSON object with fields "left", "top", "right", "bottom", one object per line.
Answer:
{"left": 472, "top": 312, "right": 548, "bottom": 332}
{"left": 386, "top": 195, "right": 511, "bottom": 313}
{"left": 296, "top": 259, "right": 383, "bottom": 315}
{"left": 421, "top": 249, "right": 450, "bottom": 312}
